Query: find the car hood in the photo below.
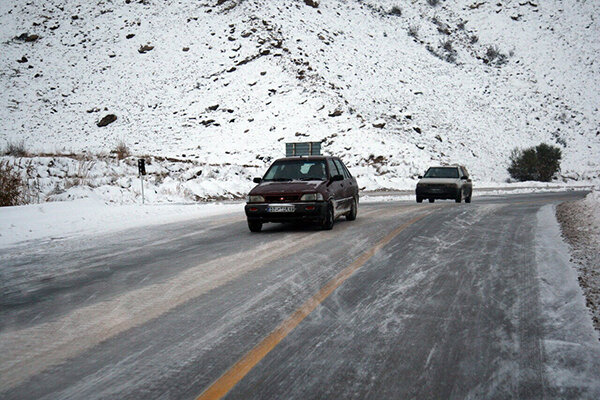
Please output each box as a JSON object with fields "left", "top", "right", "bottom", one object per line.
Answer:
{"left": 249, "top": 180, "right": 326, "bottom": 195}
{"left": 417, "top": 178, "right": 459, "bottom": 185}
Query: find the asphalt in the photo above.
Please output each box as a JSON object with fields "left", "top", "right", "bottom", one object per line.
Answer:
{"left": 1, "top": 191, "right": 599, "bottom": 399}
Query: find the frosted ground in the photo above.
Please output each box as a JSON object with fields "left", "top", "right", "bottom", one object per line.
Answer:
{"left": 1, "top": 0, "right": 599, "bottom": 204}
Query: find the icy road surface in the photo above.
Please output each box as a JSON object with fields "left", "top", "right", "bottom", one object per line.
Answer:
{"left": 1, "top": 192, "right": 599, "bottom": 399}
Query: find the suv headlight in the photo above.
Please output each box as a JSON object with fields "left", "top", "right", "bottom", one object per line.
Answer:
{"left": 247, "top": 195, "right": 265, "bottom": 203}
{"left": 300, "top": 193, "right": 324, "bottom": 201}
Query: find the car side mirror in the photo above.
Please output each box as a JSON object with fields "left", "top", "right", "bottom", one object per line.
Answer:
{"left": 418, "top": 175, "right": 423, "bottom": 179}
{"left": 253, "top": 177, "right": 262, "bottom": 183}
{"left": 460, "top": 176, "right": 468, "bottom": 180}
{"left": 330, "top": 174, "right": 343, "bottom": 182}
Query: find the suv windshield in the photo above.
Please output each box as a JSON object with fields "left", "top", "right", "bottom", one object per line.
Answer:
{"left": 263, "top": 160, "right": 327, "bottom": 181}
{"left": 424, "top": 167, "right": 459, "bottom": 179}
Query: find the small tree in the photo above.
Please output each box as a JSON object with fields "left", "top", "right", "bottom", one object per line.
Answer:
{"left": 508, "top": 143, "right": 562, "bottom": 182}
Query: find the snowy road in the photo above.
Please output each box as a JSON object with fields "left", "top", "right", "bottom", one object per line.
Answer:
{"left": 1, "top": 192, "right": 599, "bottom": 399}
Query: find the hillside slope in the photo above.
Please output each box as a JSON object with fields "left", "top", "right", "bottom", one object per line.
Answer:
{"left": 1, "top": 0, "right": 599, "bottom": 193}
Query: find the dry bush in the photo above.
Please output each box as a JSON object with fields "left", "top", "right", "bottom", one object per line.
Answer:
{"left": 113, "top": 140, "right": 130, "bottom": 160}
{"left": 4, "top": 140, "right": 28, "bottom": 157}
{"left": 408, "top": 25, "right": 419, "bottom": 38}
{"left": 486, "top": 45, "right": 500, "bottom": 61}
{"left": 484, "top": 45, "right": 508, "bottom": 65}
{"left": 66, "top": 159, "right": 96, "bottom": 188}
{"left": 0, "top": 161, "right": 24, "bottom": 206}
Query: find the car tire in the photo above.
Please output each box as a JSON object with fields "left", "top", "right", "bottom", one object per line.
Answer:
{"left": 465, "top": 194, "right": 471, "bottom": 203}
{"left": 428, "top": 198, "right": 435, "bottom": 203}
{"left": 416, "top": 196, "right": 423, "bottom": 203}
{"left": 346, "top": 198, "right": 357, "bottom": 221}
{"left": 455, "top": 189, "right": 462, "bottom": 203}
{"left": 248, "top": 220, "right": 262, "bottom": 232}
{"left": 322, "top": 202, "right": 334, "bottom": 230}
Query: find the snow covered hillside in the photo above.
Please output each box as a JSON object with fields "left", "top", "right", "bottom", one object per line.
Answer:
{"left": 1, "top": 0, "right": 599, "bottom": 200}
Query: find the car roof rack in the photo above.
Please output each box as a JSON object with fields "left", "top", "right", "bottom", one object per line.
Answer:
{"left": 285, "top": 141, "right": 321, "bottom": 157}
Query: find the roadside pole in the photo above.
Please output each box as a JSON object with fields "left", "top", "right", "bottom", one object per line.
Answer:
{"left": 138, "top": 158, "right": 146, "bottom": 205}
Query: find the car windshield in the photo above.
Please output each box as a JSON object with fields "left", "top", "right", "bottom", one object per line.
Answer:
{"left": 424, "top": 167, "right": 459, "bottom": 178}
{"left": 263, "top": 160, "right": 327, "bottom": 181}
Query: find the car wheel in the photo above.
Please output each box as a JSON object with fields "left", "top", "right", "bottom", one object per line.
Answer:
{"left": 322, "top": 202, "right": 334, "bottom": 230}
{"left": 455, "top": 189, "right": 462, "bottom": 203}
{"left": 346, "top": 198, "right": 357, "bottom": 221}
{"left": 465, "top": 195, "right": 471, "bottom": 203}
{"left": 248, "top": 220, "right": 262, "bottom": 232}
{"left": 416, "top": 196, "right": 423, "bottom": 203}
{"left": 428, "top": 198, "right": 435, "bottom": 203}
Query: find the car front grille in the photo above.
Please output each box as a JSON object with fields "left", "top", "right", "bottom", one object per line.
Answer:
{"left": 265, "top": 195, "right": 301, "bottom": 203}
{"left": 419, "top": 184, "right": 456, "bottom": 192}
{"left": 429, "top": 184, "right": 454, "bottom": 189}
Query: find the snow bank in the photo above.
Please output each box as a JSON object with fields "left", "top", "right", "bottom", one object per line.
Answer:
{"left": 0, "top": 198, "right": 242, "bottom": 249}
{"left": 535, "top": 205, "right": 600, "bottom": 396}
{"left": 582, "top": 189, "right": 600, "bottom": 230}
{"left": 1, "top": 155, "right": 259, "bottom": 204}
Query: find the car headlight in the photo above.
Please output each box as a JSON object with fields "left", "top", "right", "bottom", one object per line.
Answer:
{"left": 300, "top": 193, "right": 324, "bottom": 201}
{"left": 247, "top": 195, "right": 265, "bottom": 203}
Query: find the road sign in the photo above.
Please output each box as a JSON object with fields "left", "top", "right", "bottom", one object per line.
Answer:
{"left": 138, "top": 159, "right": 146, "bottom": 175}
{"left": 138, "top": 159, "right": 146, "bottom": 204}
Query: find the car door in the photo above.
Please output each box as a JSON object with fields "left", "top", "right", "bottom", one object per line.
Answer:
{"left": 333, "top": 158, "right": 354, "bottom": 210}
{"left": 326, "top": 158, "right": 345, "bottom": 215}
{"left": 460, "top": 166, "right": 473, "bottom": 197}
{"left": 340, "top": 160, "right": 358, "bottom": 198}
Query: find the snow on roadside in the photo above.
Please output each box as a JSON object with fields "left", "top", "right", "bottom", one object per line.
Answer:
{"left": 556, "top": 188, "right": 600, "bottom": 335}
{"left": 0, "top": 198, "right": 243, "bottom": 249}
{"left": 582, "top": 190, "right": 600, "bottom": 235}
{"left": 1, "top": 155, "right": 259, "bottom": 204}
{"left": 535, "top": 205, "right": 600, "bottom": 395}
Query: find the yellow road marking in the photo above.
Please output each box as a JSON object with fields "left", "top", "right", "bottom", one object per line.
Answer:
{"left": 196, "top": 211, "right": 433, "bottom": 400}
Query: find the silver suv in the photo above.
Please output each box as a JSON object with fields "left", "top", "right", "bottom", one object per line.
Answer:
{"left": 416, "top": 165, "right": 472, "bottom": 203}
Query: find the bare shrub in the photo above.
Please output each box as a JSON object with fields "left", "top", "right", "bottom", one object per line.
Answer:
{"left": 113, "top": 140, "right": 130, "bottom": 160}
{"left": 0, "top": 161, "right": 24, "bottom": 206}
{"left": 67, "top": 158, "right": 96, "bottom": 188}
{"left": 408, "top": 24, "right": 419, "bottom": 38}
{"left": 20, "top": 160, "right": 40, "bottom": 204}
{"left": 484, "top": 45, "right": 508, "bottom": 65}
{"left": 4, "top": 140, "right": 28, "bottom": 157}
{"left": 441, "top": 39, "right": 453, "bottom": 52}
{"left": 485, "top": 45, "right": 500, "bottom": 61}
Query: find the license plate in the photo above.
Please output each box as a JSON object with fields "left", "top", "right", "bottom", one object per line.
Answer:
{"left": 267, "top": 205, "right": 295, "bottom": 213}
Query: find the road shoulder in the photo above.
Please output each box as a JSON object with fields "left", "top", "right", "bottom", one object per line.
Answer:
{"left": 555, "top": 192, "right": 600, "bottom": 333}
{"left": 535, "top": 204, "right": 600, "bottom": 397}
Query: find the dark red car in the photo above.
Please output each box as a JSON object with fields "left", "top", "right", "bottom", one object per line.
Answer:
{"left": 245, "top": 156, "right": 359, "bottom": 232}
